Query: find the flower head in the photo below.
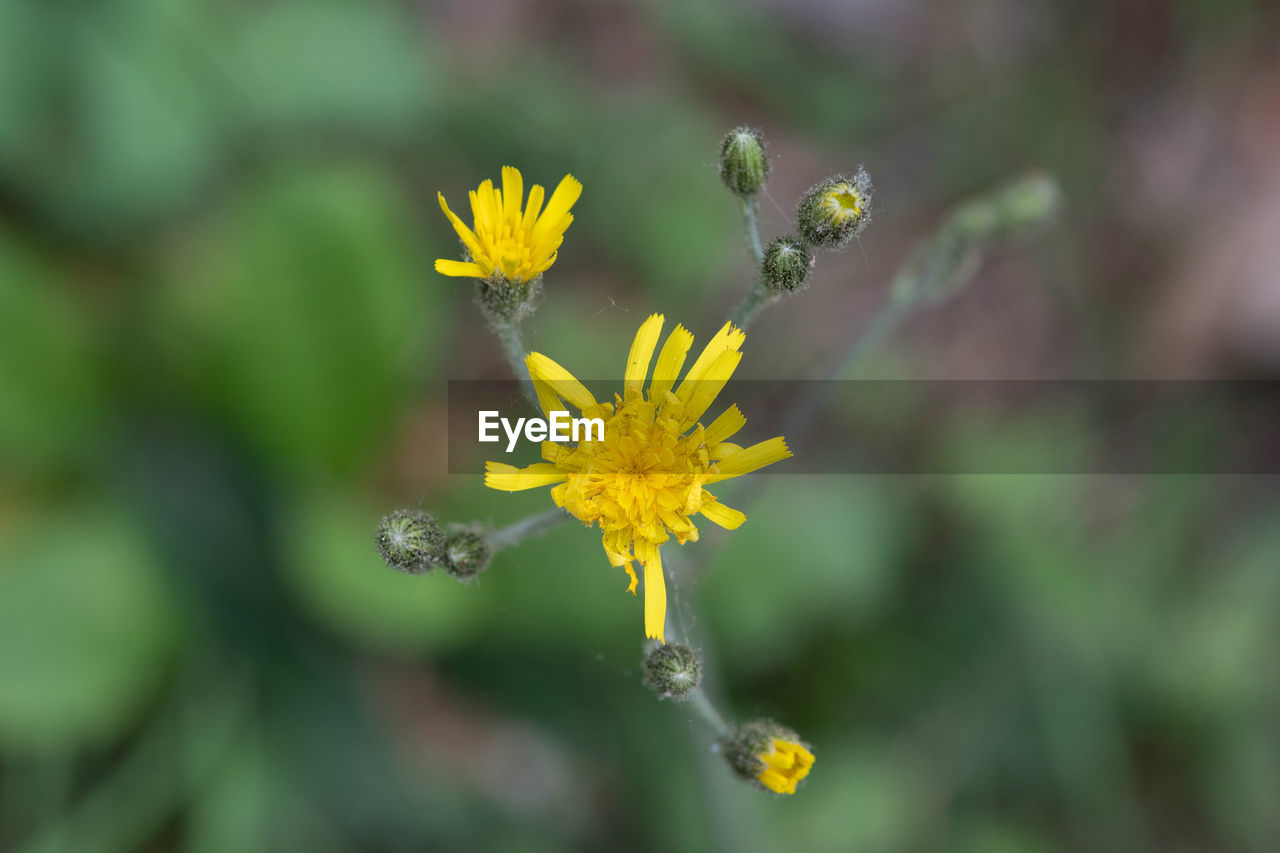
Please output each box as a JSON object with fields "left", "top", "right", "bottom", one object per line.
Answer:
{"left": 435, "top": 166, "right": 581, "bottom": 284}
{"left": 718, "top": 126, "right": 769, "bottom": 196}
{"left": 723, "top": 719, "right": 815, "bottom": 795}
{"left": 485, "top": 314, "right": 791, "bottom": 642}
{"left": 375, "top": 508, "right": 446, "bottom": 574}
{"left": 797, "top": 168, "right": 874, "bottom": 249}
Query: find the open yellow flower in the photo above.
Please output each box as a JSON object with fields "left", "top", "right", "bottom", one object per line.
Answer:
{"left": 485, "top": 314, "right": 792, "bottom": 642}
{"left": 435, "top": 166, "right": 581, "bottom": 284}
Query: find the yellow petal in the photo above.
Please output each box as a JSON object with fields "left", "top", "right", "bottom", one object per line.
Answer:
{"left": 501, "top": 165, "right": 523, "bottom": 225}
{"left": 700, "top": 500, "right": 746, "bottom": 529}
{"left": 703, "top": 404, "right": 746, "bottom": 445}
{"left": 434, "top": 259, "right": 485, "bottom": 278}
{"left": 436, "top": 193, "right": 485, "bottom": 261}
{"left": 521, "top": 184, "right": 545, "bottom": 233}
{"left": 484, "top": 461, "right": 567, "bottom": 491}
{"left": 680, "top": 349, "right": 742, "bottom": 425}
{"left": 676, "top": 322, "right": 745, "bottom": 399}
{"left": 473, "top": 179, "right": 497, "bottom": 234}
{"left": 532, "top": 175, "right": 582, "bottom": 243}
{"left": 635, "top": 539, "right": 666, "bottom": 643}
{"left": 707, "top": 436, "right": 792, "bottom": 482}
{"left": 525, "top": 353, "right": 597, "bottom": 411}
{"left": 624, "top": 313, "right": 664, "bottom": 395}
{"left": 648, "top": 324, "right": 694, "bottom": 399}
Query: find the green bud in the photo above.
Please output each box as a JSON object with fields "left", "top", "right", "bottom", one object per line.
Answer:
{"left": 718, "top": 127, "right": 770, "bottom": 196}
{"left": 375, "top": 508, "right": 447, "bottom": 575}
{"left": 722, "top": 719, "right": 815, "bottom": 795}
{"left": 761, "top": 237, "right": 814, "bottom": 293}
{"left": 443, "top": 524, "right": 492, "bottom": 581}
{"left": 796, "top": 168, "right": 873, "bottom": 250}
{"left": 641, "top": 643, "right": 702, "bottom": 700}
{"left": 475, "top": 272, "right": 543, "bottom": 326}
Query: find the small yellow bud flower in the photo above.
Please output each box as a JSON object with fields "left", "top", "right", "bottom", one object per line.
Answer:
{"left": 797, "top": 168, "right": 874, "bottom": 250}
{"left": 435, "top": 166, "right": 581, "bottom": 284}
{"left": 724, "top": 719, "right": 815, "bottom": 795}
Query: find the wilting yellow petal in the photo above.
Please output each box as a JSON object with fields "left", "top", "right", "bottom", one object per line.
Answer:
{"left": 635, "top": 539, "right": 667, "bottom": 643}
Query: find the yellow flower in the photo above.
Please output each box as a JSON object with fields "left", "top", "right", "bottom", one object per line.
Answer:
{"left": 435, "top": 166, "right": 582, "bottom": 284}
{"left": 485, "top": 314, "right": 791, "bottom": 643}
{"left": 756, "top": 738, "right": 815, "bottom": 795}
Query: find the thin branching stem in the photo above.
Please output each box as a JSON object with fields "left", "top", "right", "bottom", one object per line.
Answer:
{"left": 487, "top": 508, "right": 571, "bottom": 552}
{"left": 686, "top": 686, "right": 732, "bottom": 739}
{"left": 740, "top": 196, "right": 765, "bottom": 265}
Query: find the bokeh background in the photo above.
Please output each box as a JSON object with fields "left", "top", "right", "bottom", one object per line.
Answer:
{"left": 2, "top": 0, "right": 1279, "bottom": 850}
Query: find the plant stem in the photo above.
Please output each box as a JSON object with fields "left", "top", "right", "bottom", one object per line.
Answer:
{"left": 686, "top": 686, "right": 731, "bottom": 739}
{"left": 725, "top": 196, "right": 777, "bottom": 330}
{"left": 491, "top": 317, "right": 536, "bottom": 403}
{"left": 487, "top": 508, "right": 571, "bottom": 552}
{"left": 740, "top": 196, "right": 764, "bottom": 265}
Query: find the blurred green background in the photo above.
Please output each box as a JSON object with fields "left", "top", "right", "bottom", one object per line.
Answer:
{"left": 2, "top": 0, "right": 1279, "bottom": 850}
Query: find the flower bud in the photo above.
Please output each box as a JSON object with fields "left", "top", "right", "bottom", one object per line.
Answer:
{"left": 376, "top": 508, "right": 447, "bottom": 575}
{"left": 642, "top": 642, "right": 702, "bottom": 700}
{"left": 761, "top": 237, "right": 814, "bottom": 293}
{"left": 718, "top": 127, "right": 770, "bottom": 196}
{"left": 722, "top": 719, "right": 815, "bottom": 795}
{"left": 796, "top": 168, "right": 873, "bottom": 250}
{"left": 443, "top": 525, "right": 492, "bottom": 580}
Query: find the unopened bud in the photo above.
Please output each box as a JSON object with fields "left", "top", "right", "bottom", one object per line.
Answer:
{"left": 722, "top": 719, "right": 815, "bottom": 795}
{"left": 761, "top": 237, "right": 814, "bottom": 293}
{"left": 718, "top": 127, "right": 770, "bottom": 196}
{"left": 642, "top": 643, "right": 702, "bottom": 699}
{"left": 796, "top": 168, "right": 873, "bottom": 250}
{"left": 443, "top": 525, "right": 492, "bottom": 580}
{"left": 376, "top": 508, "right": 447, "bottom": 574}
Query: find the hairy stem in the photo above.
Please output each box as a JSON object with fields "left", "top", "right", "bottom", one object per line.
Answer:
{"left": 487, "top": 508, "right": 571, "bottom": 552}
{"left": 686, "top": 686, "right": 732, "bottom": 739}
{"left": 740, "top": 196, "right": 764, "bottom": 265}
{"left": 491, "top": 317, "right": 537, "bottom": 403}
{"left": 725, "top": 196, "right": 777, "bottom": 330}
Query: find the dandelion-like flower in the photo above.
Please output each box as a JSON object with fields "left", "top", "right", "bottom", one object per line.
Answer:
{"left": 435, "top": 166, "right": 582, "bottom": 284}
{"left": 485, "top": 314, "right": 791, "bottom": 642}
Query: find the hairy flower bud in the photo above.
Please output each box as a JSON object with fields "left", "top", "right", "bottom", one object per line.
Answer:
{"left": 761, "top": 237, "right": 814, "bottom": 293}
{"left": 642, "top": 642, "right": 702, "bottom": 699}
{"left": 718, "top": 127, "right": 770, "bottom": 196}
{"left": 722, "top": 719, "right": 815, "bottom": 795}
{"left": 376, "top": 508, "right": 447, "bottom": 574}
{"left": 796, "top": 168, "right": 873, "bottom": 250}
{"left": 443, "top": 525, "right": 492, "bottom": 580}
